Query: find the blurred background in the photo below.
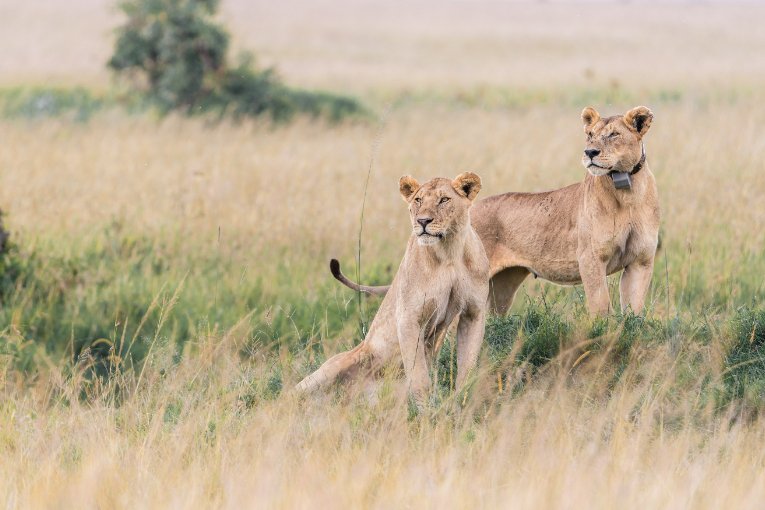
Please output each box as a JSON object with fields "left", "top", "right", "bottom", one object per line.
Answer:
{"left": 4, "top": 0, "right": 765, "bottom": 90}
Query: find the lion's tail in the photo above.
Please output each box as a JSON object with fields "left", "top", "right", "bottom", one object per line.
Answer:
{"left": 329, "top": 259, "right": 390, "bottom": 296}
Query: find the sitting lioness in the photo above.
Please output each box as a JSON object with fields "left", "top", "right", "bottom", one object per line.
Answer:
{"left": 296, "top": 173, "right": 489, "bottom": 403}
{"left": 331, "top": 106, "right": 659, "bottom": 316}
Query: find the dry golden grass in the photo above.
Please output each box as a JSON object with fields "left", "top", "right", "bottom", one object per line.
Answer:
{"left": 1, "top": 1, "right": 765, "bottom": 508}
{"left": 2, "top": 331, "right": 765, "bottom": 509}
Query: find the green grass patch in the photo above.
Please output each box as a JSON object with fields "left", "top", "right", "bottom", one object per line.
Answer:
{"left": 0, "top": 84, "right": 367, "bottom": 123}
{"left": 1, "top": 223, "right": 764, "bottom": 416}
{"left": 386, "top": 84, "right": 686, "bottom": 111}
{"left": 722, "top": 307, "right": 765, "bottom": 413}
{"left": 0, "top": 87, "right": 108, "bottom": 121}
{"left": 0, "top": 225, "right": 373, "bottom": 379}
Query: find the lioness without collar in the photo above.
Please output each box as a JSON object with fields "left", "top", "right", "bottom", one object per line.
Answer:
{"left": 331, "top": 106, "right": 659, "bottom": 316}
{"left": 295, "top": 173, "right": 489, "bottom": 403}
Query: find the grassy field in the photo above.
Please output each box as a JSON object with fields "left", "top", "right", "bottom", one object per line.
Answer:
{"left": 2, "top": 1, "right": 765, "bottom": 508}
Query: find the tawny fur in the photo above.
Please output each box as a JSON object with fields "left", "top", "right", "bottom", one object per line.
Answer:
{"left": 296, "top": 173, "right": 490, "bottom": 404}
{"left": 332, "top": 106, "right": 660, "bottom": 316}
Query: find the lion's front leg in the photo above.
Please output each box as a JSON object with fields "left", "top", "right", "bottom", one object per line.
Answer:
{"left": 455, "top": 304, "right": 487, "bottom": 391}
{"left": 578, "top": 253, "right": 611, "bottom": 316}
{"left": 397, "top": 317, "right": 431, "bottom": 406}
{"left": 619, "top": 258, "right": 654, "bottom": 314}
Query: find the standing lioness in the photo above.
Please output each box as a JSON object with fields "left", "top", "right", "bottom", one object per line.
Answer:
{"left": 332, "top": 106, "right": 660, "bottom": 316}
{"left": 296, "top": 173, "right": 489, "bottom": 404}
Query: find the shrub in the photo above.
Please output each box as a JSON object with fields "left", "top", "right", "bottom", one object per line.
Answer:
{"left": 108, "top": 0, "right": 229, "bottom": 112}
{"left": 0, "top": 209, "right": 24, "bottom": 305}
{"left": 108, "top": 0, "right": 365, "bottom": 121}
{"left": 0, "top": 210, "right": 8, "bottom": 255}
{"left": 484, "top": 304, "right": 571, "bottom": 368}
{"left": 722, "top": 307, "right": 765, "bottom": 413}
{"left": 0, "top": 211, "right": 44, "bottom": 376}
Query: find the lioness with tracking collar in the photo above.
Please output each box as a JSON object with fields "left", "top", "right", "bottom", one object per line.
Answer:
{"left": 332, "top": 106, "right": 660, "bottom": 316}
{"left": 296, "top": 173, "right": 489, "bottom": 403}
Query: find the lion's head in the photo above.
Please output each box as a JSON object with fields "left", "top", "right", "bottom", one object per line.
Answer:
{"left": 581, "top": 106, "right": 653, "bottom": 177}
{"left": 398, "top": 172, "right": 482, "bottom": 246}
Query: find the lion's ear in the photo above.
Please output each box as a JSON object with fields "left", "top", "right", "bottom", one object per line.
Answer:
{"left": 623, "top": 106, "right": 653, "bottom": 136}
{"left": 452, "top": 172, "right": 482, "bottom": 201}
{"left": 581, "top": 107, "right": 600, "bottom": 130}
{"left": 399, "top": 175, "right": 420, "bottom": 202}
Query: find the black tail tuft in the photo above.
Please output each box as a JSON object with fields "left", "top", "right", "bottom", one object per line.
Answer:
{"left": 329, "top": 258, "right": 341, "bottom": 279}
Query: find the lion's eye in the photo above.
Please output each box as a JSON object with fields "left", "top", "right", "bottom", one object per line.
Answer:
{"left": 439, "top": 197, "right": 450, "bottom": 204}
{"left": 414, "top": 197, "right": 422, "bottom": 204}
{"left": 608, "top": 132, "right": 619, "bottom": 139}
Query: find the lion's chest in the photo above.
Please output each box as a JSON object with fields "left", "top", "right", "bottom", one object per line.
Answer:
{"left": 413, "top": 268, "right": 470, "bottom": 333}
{"left": 592, "top": 210, "right": 659, "bottom": 275}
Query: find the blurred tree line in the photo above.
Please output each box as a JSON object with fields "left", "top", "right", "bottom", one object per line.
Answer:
{"left": 108, "top": 0, "right": 364, "bottom": 121}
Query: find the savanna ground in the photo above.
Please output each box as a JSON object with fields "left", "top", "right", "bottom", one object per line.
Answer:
{"left": 2, "top": 1, "right": 765, "bottom": 508}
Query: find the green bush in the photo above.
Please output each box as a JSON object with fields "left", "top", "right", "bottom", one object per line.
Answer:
{"left": 108, "top": 0, "right": 229, "bottom": 112}
{"left": 0, "top": 210, "right": 23, "bottom": 305}
{"left": 484, "top": 304, "right": 571, "bottom": 368}
{"left": 722, "top": 307, "right": 765, "bottom": 412}
{"left": 0, "top": 212, "right": 44, "bottom": 376}
{"left": 108, "top": 0, "right": 365, "bottom": 121}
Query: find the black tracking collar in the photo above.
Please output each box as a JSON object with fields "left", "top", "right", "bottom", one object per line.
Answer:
{"left": 608, "top": 144, "right": 646, "bottom": 190}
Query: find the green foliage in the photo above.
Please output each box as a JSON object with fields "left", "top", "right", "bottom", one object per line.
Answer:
{"left": 0, "top": 332, "right": 42, "bottom": 376}
{"left": 0, "top": 212, "right": 44, "bottom": 375}
{"left": 108, "top": 0, "right": 229, "bottom": 112}
{"left": 163, "top": 398, "right": 183, "bottom": 426}
{"left": 0, "top": 87, "right": 104, "bottom": 121}
{"left": 435, "top": 335, "right": 457, "bottom": 392}
{"left": 234, "top": 363, "right": 285, "bottom": 410}
{"left": 722, "top": 307, "right": 765, "bottom": 412}
{"left": 0, "top": 223, "right": 370, "bottom": 380}
{"left": 1, "top": 213, "right": 764, "bottom": 415}
{"left": 285, "top": 90, "right": 367, "bottom": 123}
{"left": 588, "top": 313, "right": 668, "bottom": 359}
{"left": 390, "top": 84, "right": 686, "bottom": 111}
{"left": 108, "top": 0, "right": 365, "bottom": 121}
{"left": 484, "top": 303, "right": 571, "bottom": 368}
{"left": 0, "top": 211, "right": 24, "bottom": 307}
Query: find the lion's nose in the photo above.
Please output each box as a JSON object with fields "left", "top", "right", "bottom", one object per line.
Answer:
{"left": 584, "top": 149, "right": 601, "bottom": 159}
{"left": 417, "top": 218, "right": 433, "bottom": 229}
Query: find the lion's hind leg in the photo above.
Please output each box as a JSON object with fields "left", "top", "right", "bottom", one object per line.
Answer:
{"left": 294, "top": 333, "right": 399, "bottom": 395}
{"left": 488, "top": 267, "right": 530, "bottom": 315}
{"left": 294, "top": 342, "right": 371, "bottom": 394}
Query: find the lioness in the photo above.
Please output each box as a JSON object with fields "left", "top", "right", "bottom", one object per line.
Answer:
{"left": 296, "top": 173, "right": 489, "bottom": 403}
{"left": 331, "top": 106, "right": 659, "bottom": 316}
